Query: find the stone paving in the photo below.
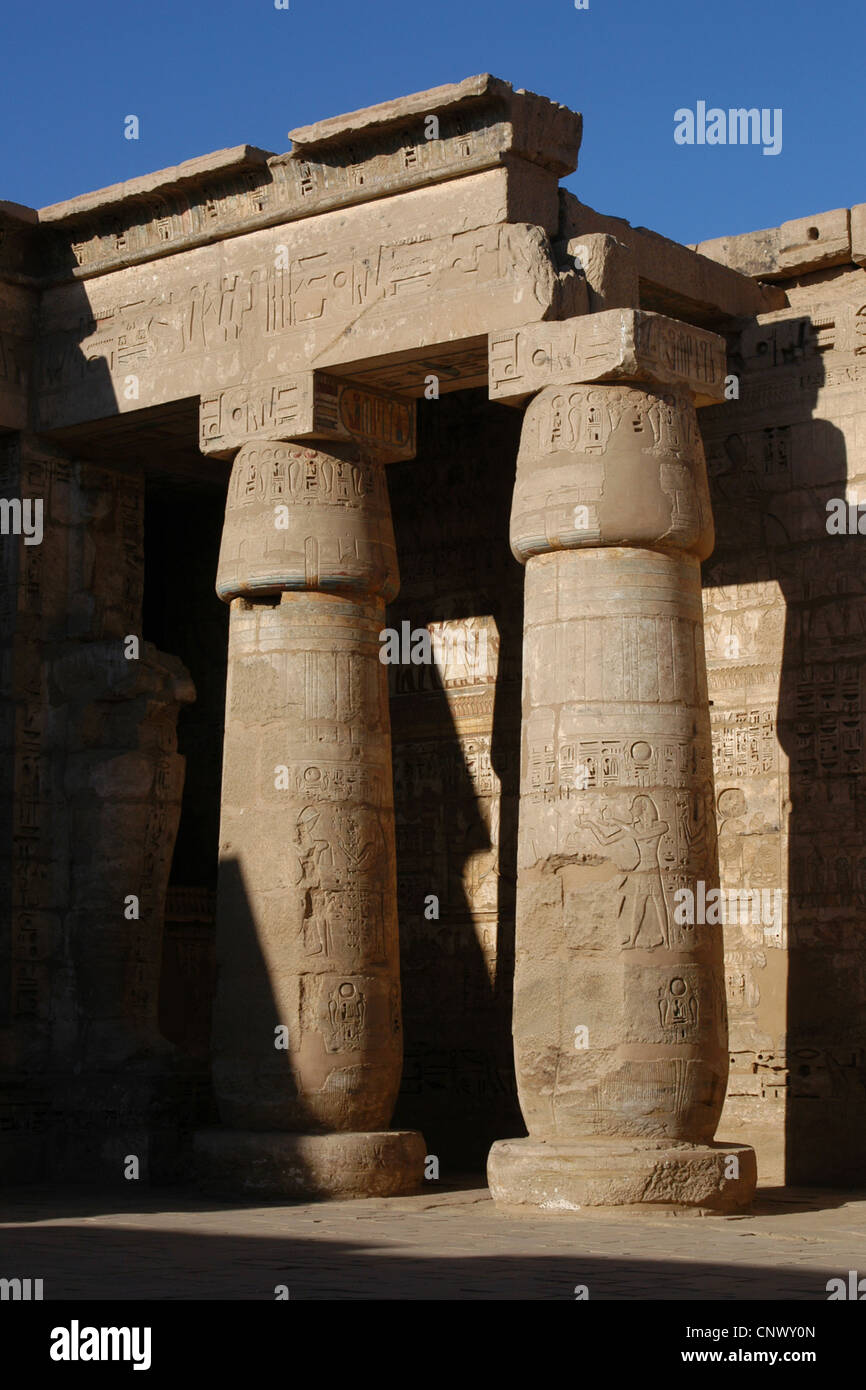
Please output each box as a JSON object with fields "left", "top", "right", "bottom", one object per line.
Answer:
{"left": 2, "top": 1180, "right": 865, "bottom": 1300}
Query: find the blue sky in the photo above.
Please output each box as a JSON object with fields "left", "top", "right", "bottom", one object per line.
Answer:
{"left": 1, "top": 0, "right": 859, "bottom": 245}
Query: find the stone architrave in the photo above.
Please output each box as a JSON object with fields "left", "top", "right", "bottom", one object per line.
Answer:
{"left": 487, "top": 323, "right": 757, "bottom": 1213}
{"left": 489, "top": 308, "right": 728, "bottom": 407}
{"left": 199, "top": 372, "right": 416, "bottom": 463}
{"left": 194, "top": 382, "right": 426, "bottom": 1198}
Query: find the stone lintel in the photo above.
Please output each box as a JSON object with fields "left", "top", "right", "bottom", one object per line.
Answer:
{"left": 34, "top": 77, "right": 578, "bottom": 283}
{"left": 200, "top": 371, "right": 416, "bottom": 461}
{"left": 37, "top": 214, "right": 580, "bottom": 433}
{"left": 38, "top": 146, "right": 275, "bottom": 223}
{"left": 288, "top": 73, "right": 582, "bottom": 177}
{"left": 489, "top": 309, "right": 727, "bottom": 407}
{"left": 560, "top": 192, "right": 785, "bottom": 324}
{"left": 694, "top": 207, "right": 854, "bottom": 281}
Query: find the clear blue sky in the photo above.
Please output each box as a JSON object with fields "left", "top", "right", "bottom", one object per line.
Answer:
{"left": 1, "top": 0, "right": 859, "bottom": 245}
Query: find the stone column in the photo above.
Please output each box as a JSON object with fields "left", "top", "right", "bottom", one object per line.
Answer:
{"left": 194, "top": 374, "right": 425, "bottom": 1197}
{"left": 486, "top": 312, "right": 757, "bottom": 1212}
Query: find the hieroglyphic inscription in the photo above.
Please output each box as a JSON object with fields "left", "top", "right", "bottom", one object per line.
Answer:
{"left": 200, "top": 371, "right": 415, "bottom": 460}
{"left": 291, "top": 803, "right": 388, "bottom": 964}
{"left": 44, "top": 83, "right": 579, "bottom": 279}
{"left": 489, "top": 309, "right": 726, "bottom": 405}
{"left": 39, "top": 222, "right": 571, "bottom": 429}
{"left": 527, "top": 734, "right": 711, "bottom": 802}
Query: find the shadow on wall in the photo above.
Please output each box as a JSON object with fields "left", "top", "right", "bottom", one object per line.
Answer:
{"left": 0, "top": 325, "right": 200, "bottom": 1183}
{"left": 704, "top": 311, "right": 866, "bottom": 1184}
{"left": 0, "top": 307, "right": 227, "bottom": 1183}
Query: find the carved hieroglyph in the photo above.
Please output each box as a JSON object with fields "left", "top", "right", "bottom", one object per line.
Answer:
{"left": 214, "top": 589, "right": 400, "bottom": 1131}
{"left": 36, "top": 208, "right": 580, "bottom": 430}
{"left": 490, "top": 310, "right": 727, "bottom": 408}
{"left": 488, "top": 376, "right": 757, "bottom": 1211}
{"left": 197, "top": 424, "right": 425, "bottom": 1195}
{"left": 39, "top": 75, "right": 581, "bottom": 279}
{"left": 0, "top": 439, "right": 197, "bottom": 1181}
{"left": 699, "top": 279, "right": 866, "bottom": 1185}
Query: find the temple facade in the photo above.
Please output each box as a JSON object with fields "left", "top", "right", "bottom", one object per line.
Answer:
{"left": 1, "top": 75, "right": 864, "bottom": 1208}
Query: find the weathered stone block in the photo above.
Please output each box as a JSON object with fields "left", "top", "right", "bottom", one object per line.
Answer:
{"left": 490, "top": 310, "right": 727, "bottom": 407}
{"left": 851, "top": 203, "right": 866, "bottom": 267}
{"left": 777, "top": 208, "right": 851, "bottom": 275}
{"left": 560, "top": 191, "right": 784, "bottom": 321}
{"left": 200, "top": 372, "right": 415, "bottom": 461}
{"left": 37, "top": 194, "right": 580, "bottom": 429}
{"left": 566, "top": 233, "right": 639, "bottom": 312}
{"left": 488, "top": 1137, "right": 757, "bottom": 1214}
{"left": 195, "top": 1128, "right": 426, "bottom": 1199}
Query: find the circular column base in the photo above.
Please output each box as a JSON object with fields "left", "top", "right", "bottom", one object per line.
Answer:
{"left": 195, "top": 1128, "right": 427, "bottom": 1200}
{"left": 488, "top": 1137, "right": 756, "bottom": 1216}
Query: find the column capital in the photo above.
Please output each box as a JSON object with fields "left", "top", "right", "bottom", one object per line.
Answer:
{"left": 199, "top": 370, "right": 416, "bottom": 462}
{"left": 489, "top": 309, "right": 727, "bottom": 408}
{"left": 510, "top": 380, "right": 715, "bottom": 563}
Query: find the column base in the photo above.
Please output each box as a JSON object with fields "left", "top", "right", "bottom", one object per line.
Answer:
{"left": 194, "top": 1128, "right": 427, "bottom": 1200}
{"left": 488, "top": 1137, "right": 756, "bottom": 1215}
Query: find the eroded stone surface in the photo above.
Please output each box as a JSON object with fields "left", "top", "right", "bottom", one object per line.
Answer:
{"left": 36, "top": 205, "right": 580, "bottom": 430}
{"left": 491, "top": 310, "right": 727, "bottom": 407}
{"left": 204, "top": 428, "right": 425, "bottom": 1194}
{"left": 195, "top": 1128, "right": 426, "bottom": 1199}
{"left": 559, "top": 192, "right": 785, "bottom": 323}
{"left": 694, "top": 207, "right": 854, "bottom": 280}
{"left": 492, "top": 373, "right": 755, "bottom": 1212}
{"left": 488, "top": 1138, "right": 757, "bottom": 1213}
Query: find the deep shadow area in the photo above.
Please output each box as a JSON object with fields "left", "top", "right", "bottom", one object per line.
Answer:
{"left": 143, "top": 475, "right": 228, "bottom": 1059}
{"left": 386, "top": 388, "right": 525, "bottom": 1169}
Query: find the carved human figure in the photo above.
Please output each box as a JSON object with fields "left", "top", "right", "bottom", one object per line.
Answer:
{"left": 294, "top": 807, "right": 333, "bottom": 957}
{"left": 581, "top": 794, "right": 671, "bottom": 948}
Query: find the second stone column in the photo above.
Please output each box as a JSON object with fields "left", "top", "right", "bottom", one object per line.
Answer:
{"left": 486, "top": 313, "right": 757, "bottom": 1212}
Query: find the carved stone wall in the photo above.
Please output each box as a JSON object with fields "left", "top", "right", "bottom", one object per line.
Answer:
{"left": 701, "top": 261, "right": 866, "bottom": 1184}
{"left": 0, "top": 438, "right": 198, "bottom": 1180}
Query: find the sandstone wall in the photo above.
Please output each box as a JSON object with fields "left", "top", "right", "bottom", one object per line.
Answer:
{"left": 701, "top": 255, "right": 866, "bottom": 1183}
{"left": 0, "top": 437, "right": 198, "bottom": 1179}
